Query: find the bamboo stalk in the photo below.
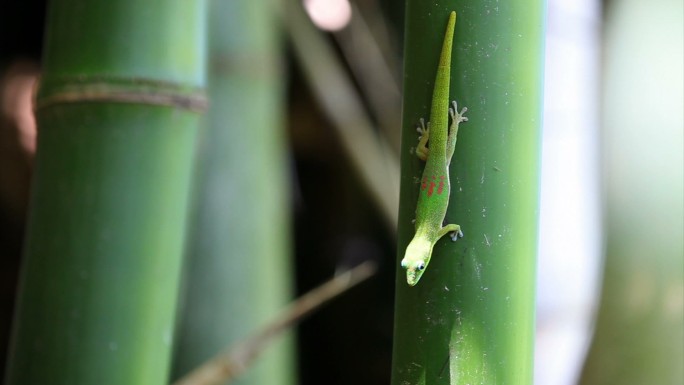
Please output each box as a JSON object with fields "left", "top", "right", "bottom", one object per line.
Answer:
{"left": 4, "top": 1, "right": 206, "bottom": 384}
{"left": 170, "top": 1, "right": 296, "bottom": 384}
{"left": 392, "top": 1, "right": 545, "bottom": 384}
{"left": 580, "top": 0, "right": 684, "bottom": 383}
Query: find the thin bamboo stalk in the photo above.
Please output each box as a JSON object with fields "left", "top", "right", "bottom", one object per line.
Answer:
{"left": 170, "top": 1, "right": 296, "bottom": 384}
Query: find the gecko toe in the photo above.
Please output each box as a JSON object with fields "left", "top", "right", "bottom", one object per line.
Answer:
{"left": 450, "top": 229, "right": 464, "bottom": 241}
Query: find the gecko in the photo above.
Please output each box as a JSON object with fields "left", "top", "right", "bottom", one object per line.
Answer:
{"left": 400, "top": 11, "right": 468, "bottom": 286}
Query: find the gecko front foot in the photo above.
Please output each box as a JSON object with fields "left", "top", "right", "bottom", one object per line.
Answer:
{"left": 450, "top": 229, "right": 464, "bottom": 241}
{"left": 449, "top": 100, "right": 468, "bottom": 124}
{"left": 438, "top": 224, "right": 462, "bottom": 241}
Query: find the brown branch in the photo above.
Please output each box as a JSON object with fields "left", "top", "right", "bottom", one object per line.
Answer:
{"left": 172, "top": 261, "right": 378, "bottom": 385}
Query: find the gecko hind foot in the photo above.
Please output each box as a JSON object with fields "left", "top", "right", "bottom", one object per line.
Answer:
{"left": 416, "top": 118, "right": 429, "bottom": 138}
{"left": 449, "top": 100, "right": 468, "bottom": 123}
{"left": 415, "top": 118, "right": 430, "bottom": 161}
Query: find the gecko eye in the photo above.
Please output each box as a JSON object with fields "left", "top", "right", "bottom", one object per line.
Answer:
{"left": 401, "top": 259, "right": 408, "bottom": 269}
{"left": 417, "top": 262, "right": 425, "bottom": 271}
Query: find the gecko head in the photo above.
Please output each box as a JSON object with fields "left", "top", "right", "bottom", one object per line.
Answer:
{"left": 402, "top": 259, "right": 427, "bottom": 286}
{"left": 401, "top": 239, "right": 433, "bottom": 286}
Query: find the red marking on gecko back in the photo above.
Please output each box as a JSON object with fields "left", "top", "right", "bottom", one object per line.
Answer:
{"left": 423, "top": 175, "right": 446, "bottom": 197}
{"left": 427, "top": 181, "right": 436, "bottom": 196}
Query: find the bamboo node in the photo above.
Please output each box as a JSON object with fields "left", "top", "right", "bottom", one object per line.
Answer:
{"left": 35, "top": 75, "right": 209, "bottom": 112}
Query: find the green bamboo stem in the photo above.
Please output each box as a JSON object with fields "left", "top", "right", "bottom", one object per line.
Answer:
{"left": 170, "top": 1, "right": 296, "bottom": 384}
{"left": 579, "top": 0, "right": 684, "bottom": 383}
{"left": 392, "top": 1, "right": 545, "bottom": 384}
{"left": 4, "top": 1, "right": 206, "bottom": 384}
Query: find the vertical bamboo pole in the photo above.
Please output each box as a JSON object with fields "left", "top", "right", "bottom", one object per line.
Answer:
{"left": 171, "top": 0, "right": 296, "bottom": 384}
{"left": 392, "top": 1, "right": 546, "bottom": 384}
{"left": 4, "top": 1, "right": 207, "bottom": 384}
{"left": 580, "top": 0, "right": 684, "bottom": 383}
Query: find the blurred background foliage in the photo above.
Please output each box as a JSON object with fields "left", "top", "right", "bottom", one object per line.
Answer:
{"left": 0, "top": 0, "right": 681, "bottom": 384}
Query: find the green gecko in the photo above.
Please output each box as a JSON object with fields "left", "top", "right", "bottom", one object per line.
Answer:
{"left": 401, "top": 11, "right": 468, "bottom": 286}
